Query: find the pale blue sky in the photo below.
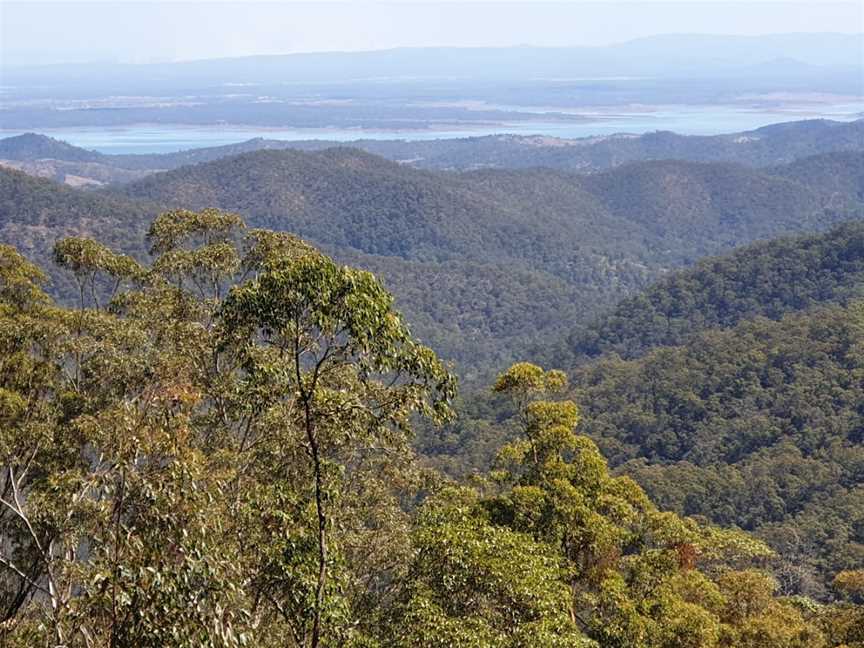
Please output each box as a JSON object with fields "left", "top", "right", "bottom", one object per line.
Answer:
{"left": 1, "top": 1, "right": 861, "bottom": 65}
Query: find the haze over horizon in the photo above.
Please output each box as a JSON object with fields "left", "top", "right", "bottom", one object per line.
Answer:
{"left": 1, "top": 1, "right": 861, "bottom": 66}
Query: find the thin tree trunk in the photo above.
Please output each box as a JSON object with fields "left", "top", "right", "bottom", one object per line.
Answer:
{"left": 306, "top": 416, "right": 327, "bottom": 648}
{"left": 294, "top": 323, "right": 328, "bottom": 648}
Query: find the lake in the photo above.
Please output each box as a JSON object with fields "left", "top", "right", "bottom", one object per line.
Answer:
{"left": 2, "top": 102, "right": 862, "bottom": 154}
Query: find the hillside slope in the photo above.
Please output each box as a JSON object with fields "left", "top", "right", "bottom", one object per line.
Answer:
{"left": 117, "top": 148, "right": 859, "bottom": 266}
{"left": 423, "top": 222, "right": 864, "bottom": 595}
{"left": 579, "top": 158, "right": 841, "bottom": 260}
{"left": 771, "top": 150, "right": 864, "bottom": 207}
{"left": 572, "top": 305, "right": 864, "bottom": 596}
{"left": 117, "top": 148, "right": 633, "bottom": 268}
{"left": 2, "top": 145, "right": 862, "bottom": 372}
{"left": 5, "top": 143, "right": 864, "bottom": 594}
{"left": 0, "top": 167, "right": 154, "bottom": 295}
{"left": 0, "top": 132, "right": 104, "bottom": 163}
{"left": 554, "top": 221, "right": 864, "bottom": 366}
{"left": 114, "top": 148, "right": 864, "bottom": 365}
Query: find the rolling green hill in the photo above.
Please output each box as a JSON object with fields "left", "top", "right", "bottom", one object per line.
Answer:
{"left": 0, "top": 167, "right": 154, "bottom": 297}
{"left": 110, "top": 149, "right": 655, "bottom": 372}
{"left": 3, "top": 137, "right": 864, "bottom": 597}
{"left": 771, "top": 150, "right": 864, "bottom": 207}
{"left": 2, "top": 143, "right": 861, "bottom": 372}
{"left": 111, "top": 147, "right": 863, "bottom": 368}
{"left": 117, "top": 151, "right": 642, "bottom": 268}
{"left": 422, "top": 222, "right": 864, "bottom": 594}
{"left": 553, "top": 221, "right": 864, "bottom": 366}
{"left": 571, "top": 305, "right": 864, "bottom": 597}
{"left": 579, "top": 159, "right": 834, "bottom": 259}
{"left": 116, "top": 147, "right": 862, "bottom": 269}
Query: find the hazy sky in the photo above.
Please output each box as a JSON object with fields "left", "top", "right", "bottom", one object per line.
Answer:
{"left": 1, "top": 1, "right": 861, "bottom": 65}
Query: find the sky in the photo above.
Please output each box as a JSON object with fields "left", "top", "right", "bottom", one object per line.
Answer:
{"left": 0, "top": 1, "right": 861, "bottom": 65}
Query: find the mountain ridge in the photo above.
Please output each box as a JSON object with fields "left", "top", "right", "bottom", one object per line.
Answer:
{"left": 2, "top": 145, "right": 862, "bottom": 372}
{"left": 2, "top": 118, "right": 861, "bottom": 189}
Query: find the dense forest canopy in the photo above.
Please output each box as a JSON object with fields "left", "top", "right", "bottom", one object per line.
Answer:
{"left": 573, "top": 305, "right": 864, "bottom": 597}
{"left": 552, "top": 221, "right": 864, "bottom": 366}
{"left": 1, "top": 209, "right": 862, "bottom": 646}
{"left": 3, "top": 145, "right": 862, "bottom": 375}
{"left": 421, "top": 222, "right": 864, "bottom": 599}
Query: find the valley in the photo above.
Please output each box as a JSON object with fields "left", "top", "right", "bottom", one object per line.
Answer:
{"left": 2, "top": 18, "right": 864, "bottom": 645}
{"left": 3, "top": 122, "right": 864, "bottom": 586}
{"left": 3, "top": 127, "right": 862, "bottom": 374}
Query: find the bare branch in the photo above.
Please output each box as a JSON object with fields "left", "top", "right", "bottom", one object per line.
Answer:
{"left": 0, "top": 554, "right": 52, "bottom": 599}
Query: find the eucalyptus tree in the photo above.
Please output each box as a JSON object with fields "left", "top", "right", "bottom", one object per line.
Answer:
{"left": 0, "top": 209, "right": 455, "bottom": 647}
{"left": 445, "top": 362, "right": 789, "bottom": 648}
{"left": 0, "top": 245, "right": 68, "bottom": 641}
{"left": 216, "top": 232, "right": 455, "bottom": 647}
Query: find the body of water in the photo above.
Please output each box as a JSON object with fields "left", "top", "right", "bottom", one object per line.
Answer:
{"left": 2, "top": 102, "right": 862, "bottom": 154}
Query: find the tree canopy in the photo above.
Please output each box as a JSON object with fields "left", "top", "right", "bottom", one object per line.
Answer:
{"left": 0, "top": 209, "right": 860, "bottom": 646}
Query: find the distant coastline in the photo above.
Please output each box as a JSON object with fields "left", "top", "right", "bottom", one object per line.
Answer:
{"left": 3, "top": 100, "right": 862, "bottom": 154}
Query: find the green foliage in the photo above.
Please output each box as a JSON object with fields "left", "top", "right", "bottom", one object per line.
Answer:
{"left": 422, "top": 223, "right": 864, "bottom": 599}
{"left": 1, "top": 229, "right": 861, "bottom": 646}
{"left": 418, "top": 358, "right": 864, "bottom": 644}
{"left": 834, "top": 570, "right": 864, "bottom": 600}
{"left": 715, "top": 570, "right": 826, "bottom": 648}
{"left": 566, "top": 305, "right": 864, "bottom": 594}
{"left": 0, "top": 244, "right": 47, "bottom": 308}
{"left": 0, "top": 208, "right": 456, "bottom": 646}
{"left": 387, "top": 490, "right": 592, "bottom": 648}
{"left": 109, "top": 148, "right": 864, "bottom": 370}
{"left": 1, "top": 135, "right": 863, "bottom": 644}
{"left": 555, "top": 221, "right": 864, "bottom": 365}
{"left": 0, "top": 166, "right": 153, "bottom": 295}
{"left": 441, "top": 363, "right": 830, "bottom": 648}
{"left": 3, "top": 143, "right": 864, "bottom": 373}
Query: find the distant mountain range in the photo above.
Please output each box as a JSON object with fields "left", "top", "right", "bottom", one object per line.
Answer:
{"left": 2, "top": 117, "right": 862, "bottom": 188}
{"left": 2, "top": 34, "right": 861, "bottom": 130}
{"left": 5, "top": 34, "right": 861, "bottom": 88}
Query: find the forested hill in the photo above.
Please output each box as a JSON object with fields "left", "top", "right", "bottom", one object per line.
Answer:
{"left": 3, "top": 123, "right": 864, "bottom": 613}
{"left": 1, "top": 144, "right": 862, "bottom": 373}
{"left": 116, "top": 148, "right": 637, "bottom": 266}
{"left": 1, "top": 117, "right": 862, "bottom": 187}
{"left": 110, "top": 147, "right": 863, "bottom": 367}
{"left": 771, "top": 150, "right": 864, "bottom": 206}
{"left": 578, "top": 157, "right": 841, "bottom": 259}
{"left": 572, "top": 304, "right": 864, "bottom": 597}
{"left": 544, "top": 220, "right": 864, "bottom": 595}
{"left": 115, "top": 147, "right": 860, "bottom": 269}
{"left": 389, "top": 117, "right": 864, "bottom": 171}
{"left": 0, "top": 132, "right": 104, "bottom": 163}
{"left": 551, "top": 221, "right": 864, "bottom": 366}
{"left": 0, "top": 156, "right": 646, "bottom": 372}
{"left": 423, "top": 221, "right": 864, "bottom": 595}
{"left": 6, "top": 205, "right": 862, "bottom": 646}
{"left": 0, "top": 167, "right": 155, "bottom": 297}
{"left": 108, "top": 148, "right": 656, "bottom": 372}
